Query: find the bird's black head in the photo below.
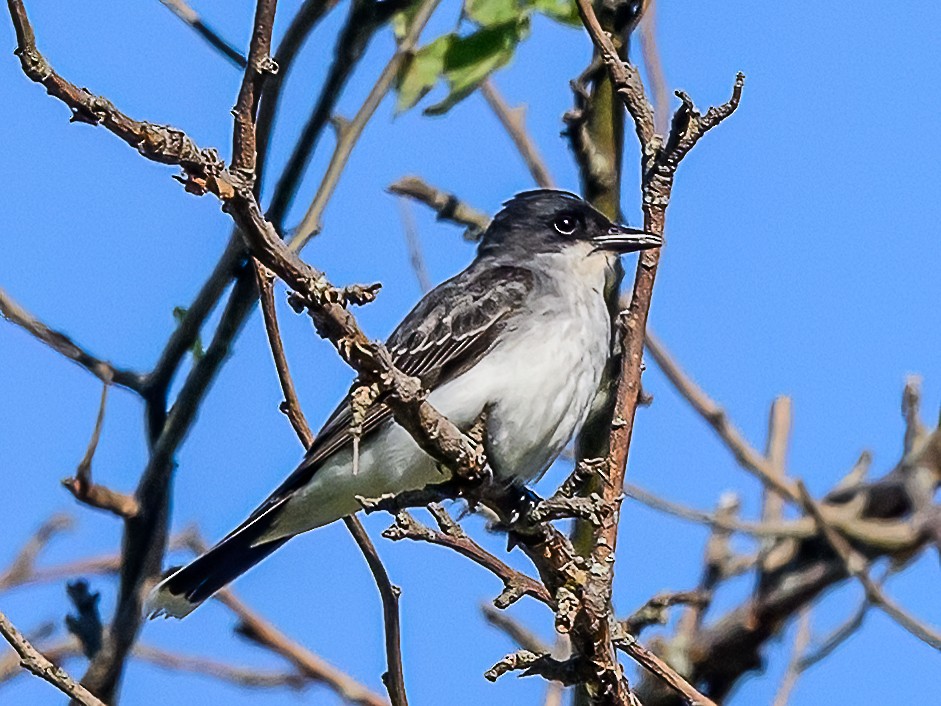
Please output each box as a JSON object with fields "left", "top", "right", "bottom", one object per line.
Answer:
{"left": 478, "top": 190, "right": 661, "bottom": 259}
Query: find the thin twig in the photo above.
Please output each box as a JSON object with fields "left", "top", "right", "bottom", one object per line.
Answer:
{"left": 291, "top": 0, "right": 442, "bottom": 248}
{"left": 382, "top": 508, "right": 552, "bottom": 608}
{"left": 616, "top": 637, "right": 718, "bottom": 706}
{"left": 254, "top": 263, "right": 315, "bottom": 444}
{"left": 396, "top": 197, "right": 432, "bottom": 294}
{"left": 0, "top": 635, "right": 308, "bottom": 691}
{"left": 0, "top": 515, "right": 74, "bottom": 591}
{"left": 646, "top": 331, "right": 799, "bottom": 502}
{"left": 174, "top": 530, "right": 390, "bottom": 706}
{"left": 796, "top": 481, "right": 941, "bottom": 650}
{"left": 252, "top": 253, "right": 405, "bottom": 705}
{"left": 626, "top": 483, "right": 812, "bottom": 538}
{"left": 771, "top": 609, "right": 811, "bottom": 706}
{"left": 0, "top": 611, "right": 105, "bottom": 706}
{"left": 0, "top": 287, "right": 144, "bottom": 393}
{"left": 343, "top": 518, "right": 408, "bottom": 706}
{"left": 61, "top": 380, "right": 140, "bottom": 518}
{"left": 387, "top": 176, "right": 489, "bottom": 239}
{"left": 797, "top": 601, "right": 868, "bottom": 671}
{"left": 637, "top": 0, "right": 670, "bottom": 135}
{"left": 158, "top": 0, "right": 248, "bottom": 68}
{"left": 481, "top": 605, "right": 551, "bottom": 653}
{"left": 621, "top": 590, "right": 711, "bottom": 636}
{"left": 479, "top": 79, "right": 555, "bottom": 189}
{"left": 231, "top": 0, "right": 278, "bottom": 177}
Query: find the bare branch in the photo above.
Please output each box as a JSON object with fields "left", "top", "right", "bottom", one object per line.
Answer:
{"left": 0, "top": 515, "right": 73, "bottom": 591}
{"left": 342, "top": 517, "right": 408, "bottom": 706}
{"left": 0, "top": 635, "right": 308, "bottom": 691}
{"left": 770, "top": 609, "right": 811, "bottom": 706}
{"left": 0, "top": 610, "right": 105, "bottom": 706}
{"left": 252, "top": 266, "right": 405, "bottom": 705}
{"left": 0, "top": 287, "right": 144, "bottom": 393}
{"left": 396, "top": 197, "right": 433, "bottom": 294}
{"left": 291, "top": 0, "right": 442, "bottom": 248}
{"left": 61, "top": 380, "right": 140, "bottom": 519}
{"left": 157, "top": 0, "right": 248, "bottom": 68}
{"left": 388, "top": 176, "right": 489, "bottom": 238}
{"left": 479, "top": 80, "right": 555, "bottom": 189}
{"left": 485, "top": 650, "right": 581, "bottom": 685}
{"left": 231, "top": 0, "right": 278, "bottom": 180}
{"left": 645, "top": 331, "right": 799, "bottom": 502}
{"left": 170, "top": 528, "right": 391, "bottom": 706}
{"left": 481, "top": 605, "right": 552, "bottom": 654}
{"left": 382, "top": 507, "right": 551, "bottom": 608}
{"left": 797, "top": 601, "right": 868, "bottom": 671}
{"left": 574, "top": 0, "right": 655, "bottom": 148}
{"left": 615, "top": 636, "right": 717, "bottom": 706}
{"left": 625, "top": 483, "right": 813, "bottom": 539}
{"left": 621, "top": 590, "right": 711, "bottom": 636}
{"left": 254, "top": 263, "right": 316, "bottom": 445}
{"left": 637, "top": 0, "right": 670, "bottom": 134}
{"left": 796, "top": 481, "right": 941, "bottom": 650}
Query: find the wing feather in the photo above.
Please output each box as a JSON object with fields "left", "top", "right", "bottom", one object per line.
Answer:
{"left": 233, "top": 263, "right": 535, "bottom": 530}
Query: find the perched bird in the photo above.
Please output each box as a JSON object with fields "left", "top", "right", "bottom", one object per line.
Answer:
{"left": 147, "top": 190, "right": 660, "bottom": 618}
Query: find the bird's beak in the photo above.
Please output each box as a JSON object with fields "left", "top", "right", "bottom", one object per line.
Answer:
{"left": 592, "top": 224, "right": 662, "bottom": 254}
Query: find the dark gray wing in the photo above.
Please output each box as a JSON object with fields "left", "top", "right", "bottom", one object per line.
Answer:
{"left": 235, "top": 263, "right": 534, "bottom": 525}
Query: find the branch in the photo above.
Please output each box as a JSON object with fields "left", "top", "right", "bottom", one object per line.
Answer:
{"left": 770, "top": 609, "right": 811, "bottom": 706}
{"left": 342, "top": 517, "right": 408, "bottom": 706}
{"left": 290, "top": 0, "right": 442, "bottom": 248}
{"left": 396, "top": 197, "right": 432, "bottom": 293}
{"left": 387, "top": 176, "right": 489, "bottom": 238}
{"left": 0, "top": 515, "right": 73, "bottom": 591}
{"left": 645, "top": 331, "right": 798, "bottom": 501}
{"left": 381, "top": 506, "right": 552, "bottom": 608}
{"left": 574, "top": 0, "right": 655, "bottom": 149}
{"left": 169, "top": 528, "right": 392, "bottom": 706}
{"left": 621, "top": 590, "right": 710, "bottom": 636}
{"left": 481, "top": 605, "right": 552, "bottom": 654}
{"left": 0, "top": 635, "right": 308, "bottom": 691}
{"left": 616, "top": 637, "right": 717, "bottom": 706}
{"left": 157, "top": 0, "right": 248, "bottom": 68}
{"left": 0, "top": 611, "right": 105, "bottom": 706}
{"left": 60, "top": 380, "right": 140, "bottom": 518}
{"left": 0, "top": 287, "right": 144, "bottom": 393}
{"left": 254, "top": 264, "right": 315, "bottom": 443}
{"left": 569, "top": 4, "right": 745, "bottom": 702}
{"left": 265, "top": 0, "right": 400, "bottom": 224}
{"left": 253, "top": 252, "right": 405, "bottom": 705}
{"left": 796, "top": 481, "right": 941, "bottom": 650}
{"left": 479, "top": 79, "right": 555, "bottom": 189}
{"left": 231, "top": 0, "right": 278, "bottom": 178}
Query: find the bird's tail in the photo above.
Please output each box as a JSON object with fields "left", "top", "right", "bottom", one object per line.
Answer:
{"left": 145, "top": 528, "right": 288, "bottom": 619}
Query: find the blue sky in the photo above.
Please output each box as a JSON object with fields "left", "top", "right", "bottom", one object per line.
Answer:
{"left": 1, "top": 1, "right": 939, "bottom": 704}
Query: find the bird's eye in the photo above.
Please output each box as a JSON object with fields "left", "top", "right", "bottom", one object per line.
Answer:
{"left": 553, "top": 215, "right": 578, "bottom": 235}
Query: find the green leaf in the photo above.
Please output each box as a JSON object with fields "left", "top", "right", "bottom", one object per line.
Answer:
{"left": 395, "top": 35, "right": 454, "bottom": 114}
{"left": 424, "top": 20, "right": 527, "bottom": 115}
{"left": 172, "top": 306, "right": 205, "bottom": 361}
{"left": 392, "top": 5, "right": 422, "bottom": 40}
{"left": 465, "top": 0, "right": 522, "bottom": 26}
{"left": 531, "top": 0, "right": 581, "bottom": 26}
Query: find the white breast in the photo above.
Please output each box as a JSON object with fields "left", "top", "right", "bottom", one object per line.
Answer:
{"left": 430, "top": 245, "right": 614, "bottom": 482}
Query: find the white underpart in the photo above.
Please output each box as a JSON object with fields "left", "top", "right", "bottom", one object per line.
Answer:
{"left": 258, "top": 243, "right": 615, "bottom": 543}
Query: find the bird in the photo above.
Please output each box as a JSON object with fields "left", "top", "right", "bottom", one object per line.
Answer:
{"left": 146, "top": 189, "right": 661, "bottom": 619}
